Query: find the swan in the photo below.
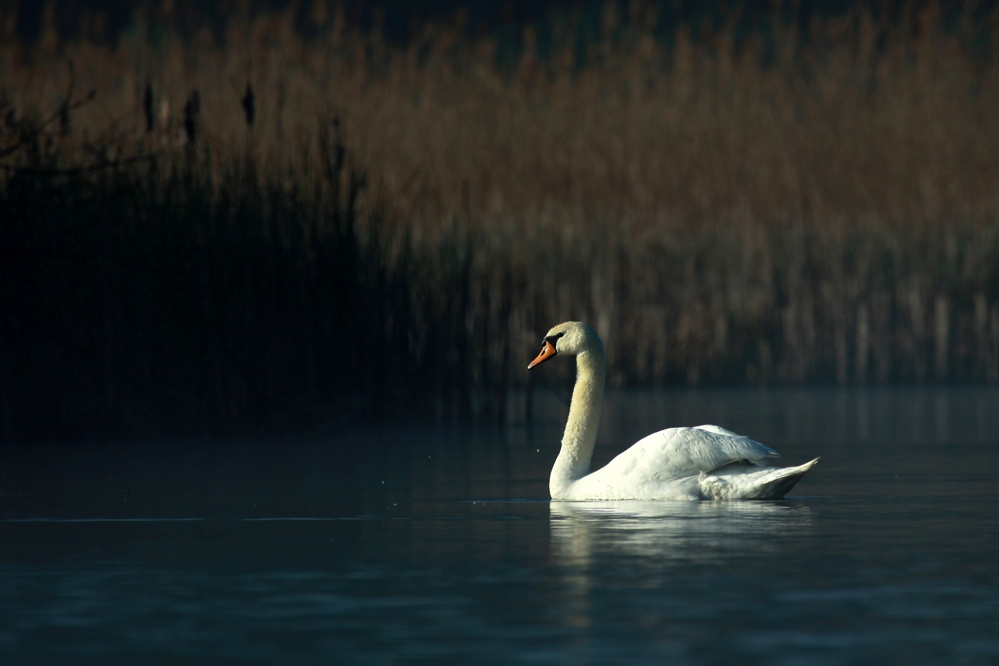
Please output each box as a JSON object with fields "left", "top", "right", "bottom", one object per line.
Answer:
{"left": 528, "top": 321, "right": 819, "bottom": 500}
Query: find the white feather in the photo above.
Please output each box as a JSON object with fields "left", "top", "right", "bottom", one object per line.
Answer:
{"left": 531, "top": 322, "right": 818, "bottom": 501}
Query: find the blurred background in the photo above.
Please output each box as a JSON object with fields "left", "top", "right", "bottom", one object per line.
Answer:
{"left": 2, "top": 0, "right": 998, "bottom": 439}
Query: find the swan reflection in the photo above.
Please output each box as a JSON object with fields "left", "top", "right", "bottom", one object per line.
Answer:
{"left": 550, "top": 500, "right": 813, "bottom": 565}
{"left": 550, "top": 501, "right": 814, "bottom": 630}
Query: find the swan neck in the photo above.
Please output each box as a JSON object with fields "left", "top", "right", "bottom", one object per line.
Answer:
{"left": 551, "top": 347, "right": 605, "bottom": 497}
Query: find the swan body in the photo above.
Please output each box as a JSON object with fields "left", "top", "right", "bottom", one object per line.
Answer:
{"left": 528, "top": 322, "right": 818, "bottom": 501}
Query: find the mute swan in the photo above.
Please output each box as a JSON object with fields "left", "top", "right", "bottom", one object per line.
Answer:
{"left": 528, "top": 322, "right": 818, "bottom": 500}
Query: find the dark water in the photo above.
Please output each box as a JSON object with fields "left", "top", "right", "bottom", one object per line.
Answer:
{"left": 2, "top": 388, "right": 998, "bottom": 664}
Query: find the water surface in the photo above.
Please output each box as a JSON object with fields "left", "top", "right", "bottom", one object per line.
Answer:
{"left": 2, "top": 388, "right": 998, "bottom": 664}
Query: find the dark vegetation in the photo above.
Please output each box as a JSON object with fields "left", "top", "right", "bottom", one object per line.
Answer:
{"left": 0, "top": 103, "right": 497, "bottom": 437}
{"left": 2, "top": 1, "right": 999, "bottom": 439}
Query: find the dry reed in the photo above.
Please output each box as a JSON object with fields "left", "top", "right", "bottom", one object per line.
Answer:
{"left": 2, "top": 1, "right": 999, "bottom": 437}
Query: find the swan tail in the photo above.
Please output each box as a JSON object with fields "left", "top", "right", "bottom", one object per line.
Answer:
{"left": 699, "top": 458, "right": 820, "bottom": 500}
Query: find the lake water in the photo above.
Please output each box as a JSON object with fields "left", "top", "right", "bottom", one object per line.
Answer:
{"left": 2, "top": 387, "right": 999, "bottom": 664}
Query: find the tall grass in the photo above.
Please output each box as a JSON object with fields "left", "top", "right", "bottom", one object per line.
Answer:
{"left": 3, "top": 1, "right": 999, "bottom": 438}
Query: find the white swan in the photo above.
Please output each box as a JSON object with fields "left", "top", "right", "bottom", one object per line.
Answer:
{"left": 528, "top": 321, "right": 819, "bottom": 500}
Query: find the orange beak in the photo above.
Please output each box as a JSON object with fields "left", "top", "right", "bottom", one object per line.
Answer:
{"left": 528, "top": 340, "right": 557, "bottom": 370}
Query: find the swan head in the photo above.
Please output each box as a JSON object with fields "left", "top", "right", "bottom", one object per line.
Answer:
{"left": 527, "top": 321, "right": 602, "bottom": 369}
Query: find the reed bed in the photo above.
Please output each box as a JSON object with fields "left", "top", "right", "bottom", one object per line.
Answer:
{"left": 2, "top": 1, "right": 999, "bottom": 437}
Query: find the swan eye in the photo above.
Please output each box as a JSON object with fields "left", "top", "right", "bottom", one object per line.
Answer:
{"left": 543, "top": 332, "right": 565, "bottom": 351}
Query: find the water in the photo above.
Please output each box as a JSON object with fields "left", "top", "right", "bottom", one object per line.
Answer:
{"left": 2, "top": 387, "right": 999, "bottom": 664}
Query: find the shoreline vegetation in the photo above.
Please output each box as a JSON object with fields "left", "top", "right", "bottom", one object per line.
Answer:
{"left": 2, "top": 1, "right": 999, "bottom": 439}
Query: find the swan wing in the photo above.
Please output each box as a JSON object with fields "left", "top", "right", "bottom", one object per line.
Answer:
{"left": 692, "top": 424, "right": 742, "bottom": 439}
{"left": 601, "top": 426, "right": 780, "bottom": 482}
